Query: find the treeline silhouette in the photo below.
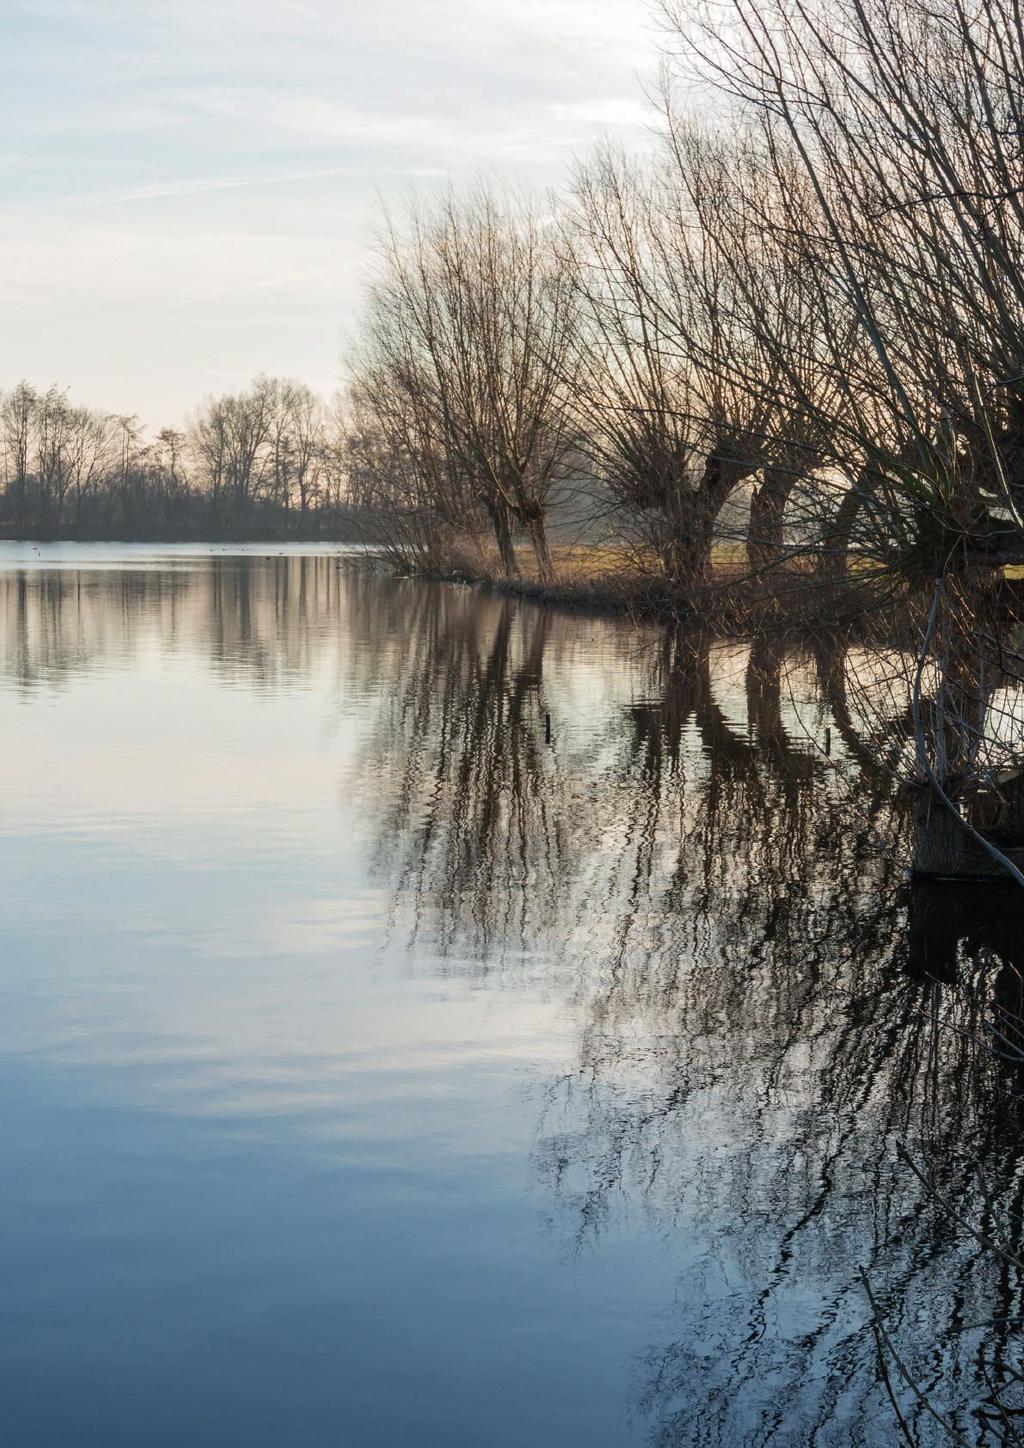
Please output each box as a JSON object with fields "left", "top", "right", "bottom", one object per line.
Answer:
{"left": 0, "top": 376, "right": 367, "bottom": 541}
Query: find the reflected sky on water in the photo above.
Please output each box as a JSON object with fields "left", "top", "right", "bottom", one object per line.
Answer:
{"left": 1, "top": 544, "right": 1022, "bottom": 1447}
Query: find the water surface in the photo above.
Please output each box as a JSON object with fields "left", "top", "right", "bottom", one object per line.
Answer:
{"left": 0, "top": 544, "right": 1020, "bottom": 1446}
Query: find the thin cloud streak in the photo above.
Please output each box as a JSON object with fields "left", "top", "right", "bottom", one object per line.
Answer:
{"left": 5, "top": 167, "right": 381, "bottom": 215}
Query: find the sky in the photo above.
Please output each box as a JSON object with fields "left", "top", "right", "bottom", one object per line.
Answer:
{"left": 1, "top": 0, "right": 661, "bottom": 429}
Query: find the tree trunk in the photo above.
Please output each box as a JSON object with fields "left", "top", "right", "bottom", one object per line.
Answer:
{"left": 661, "top": 522, "right": 714, "bottom": 597}
{"left": 491, "top": 504, "right": 518, "bottom": 576}
{"left": 817, "top": 484, "right": 862, "bottom": 582}
{"left": 657, "top": 449, "right": 756, "bottom": 599}
{"left": 909, "top": 784, "right": 1003, "bottom": 877}
{"left": 747, "top": 466, "right": 793, "bottom": 572}
{"left": 526, "top": 515, "right": 554, "bottom": 584}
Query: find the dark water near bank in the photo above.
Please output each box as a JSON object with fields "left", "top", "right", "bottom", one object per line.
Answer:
{"left": 1, "top": 544, "right": 1023, "bottom": 1447}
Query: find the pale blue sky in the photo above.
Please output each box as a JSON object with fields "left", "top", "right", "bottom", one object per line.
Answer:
{"left": 1, "top": 0, "right": 659, "bottom": 427}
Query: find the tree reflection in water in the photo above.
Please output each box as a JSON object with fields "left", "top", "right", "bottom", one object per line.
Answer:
{"left": 6, "top": 556, "right": 1024, "bottom": 1444}
{"left": 0, "top": 551, "right": 352, "bottom": 695}
{"left": 346, "top": 577, "right": 1024, "bottom": 1447}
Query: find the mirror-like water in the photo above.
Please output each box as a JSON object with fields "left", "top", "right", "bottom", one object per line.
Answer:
{"left": 1, "top": 544, "right": 1021, "bottom": 1447}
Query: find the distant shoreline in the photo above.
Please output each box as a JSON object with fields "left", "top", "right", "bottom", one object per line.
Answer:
{"left": 0, "top": 522, "right": 373, "bottom": 546}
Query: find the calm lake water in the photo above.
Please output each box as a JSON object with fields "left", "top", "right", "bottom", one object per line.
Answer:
{"left": 1, "top": 543, "right": 1022, "bottom": 1447}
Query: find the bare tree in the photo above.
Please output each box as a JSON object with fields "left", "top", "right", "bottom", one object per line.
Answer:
{"left": 1, "top": 382, "right": 37, "bottom": 534}
{"left": 348, "top": 187, "right": 579, "bottom": 581}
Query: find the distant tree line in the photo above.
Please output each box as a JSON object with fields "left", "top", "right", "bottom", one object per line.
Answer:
{"left": 0, "top": 376, "right": 364, "bottom": 541}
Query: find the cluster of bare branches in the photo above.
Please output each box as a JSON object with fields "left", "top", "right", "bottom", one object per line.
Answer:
{"left": 658, "top": 0, "right": 1024, "bottom": 576}
{"left": 344, "top": 155, "right": 849, "bottom": 603}
{"left": 347, "top": 0, "right": 1024, "bottom": 615}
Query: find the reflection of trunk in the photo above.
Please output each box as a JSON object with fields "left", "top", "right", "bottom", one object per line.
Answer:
{"left": 993, "top": 953, "right": 1024, "bottom": 1076}
{"left": 905, "top": 881, "right": 963, "bottom": 983}
{"left": 629, "top": 629, "right": 752, "bottom": 776}
{"left": 746, "top": 634, "right": 786, "bottom": 759}
{"left": 516, "top": 610, "right": 550, "bottom": 697}
{"left": 813, "top": 636, "right": 869, "bottom": 771}
{"left": 747, "top": 466, "right": 793, "bottom": 572}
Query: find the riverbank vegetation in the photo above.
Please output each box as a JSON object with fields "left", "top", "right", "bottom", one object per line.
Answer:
{"left": 6, "top": 0, "right": 1024, "bottom": 895}
{"left": 347, "top": 0, "right": 1024, "bottom": 614}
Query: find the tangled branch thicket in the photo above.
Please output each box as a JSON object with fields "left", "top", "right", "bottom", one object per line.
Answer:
{"left": 348, "top": 2, "right": 1024, "bottom": 603}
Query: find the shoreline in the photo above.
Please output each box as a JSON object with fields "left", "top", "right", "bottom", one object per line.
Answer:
{"left": 354, "top": 551, "right": 893, "bottom": 636}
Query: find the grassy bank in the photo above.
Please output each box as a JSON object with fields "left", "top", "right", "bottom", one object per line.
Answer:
{"left": 371, "top": 539, "right": 896, "bottom": 630}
